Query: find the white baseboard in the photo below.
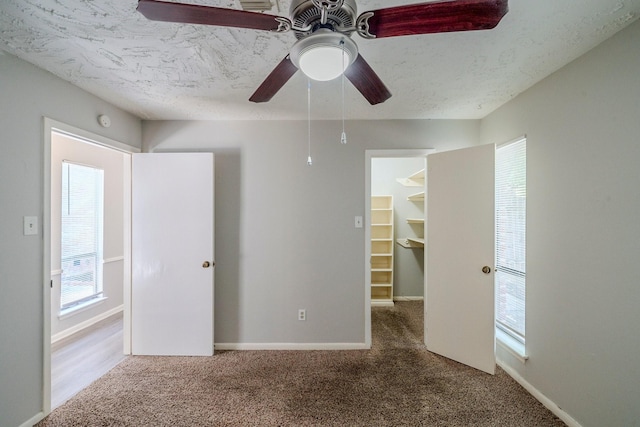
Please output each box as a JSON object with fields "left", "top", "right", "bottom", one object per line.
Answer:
{"left": 371, "top": 301, "right": 395, "bottom": 307}
{"left": 215, "top": 342, "right": 369, "bottom": 351}
{"left": 52, "top": 305, "right": 123, "bottom": 344}
{"left": 20, "top": 411, "right": 45, "bottom": 427}
{"left": 497, "top": 359, "right": 582, "bottom": 427}
{"left": 394, "top": 296, "right": 424, "bottom": 301}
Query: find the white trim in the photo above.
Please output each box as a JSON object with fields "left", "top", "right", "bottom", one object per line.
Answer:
{"left": 366, "top": 149, "right": 436, "bottom": 158}
{"left": 497, "top": 359, "right": 582, "bottom": 427}
{"left": 43, "top": 117, "right": 53, "bottom": 417}
{"left": 19, "top": 412, "right": 45, "bottom": 427}
{"left": 371, "top": 300, "right": 395, "bottom": 307}
{"left": 365, "top": 149, "right": 435, "bottom": 348}
{"left": 46, "top": 118, "right": 140, "bottom": 154}
{"left": 58, "top": 296, "right": 109, "bottom": 320}
{"left": 62, "top": 159, "right": 104, "bottom": 170}
{"left": 52, "top": 304, "right": 123, "bottom": 344}
{"left": 51, "top": 256, "right": 124, "bottom": 277}
{"left": 496, "top": 328, "right": 528, "bottom": 363}
{"left": 122, "top": 153, "right": 132, "bottom": 355}
{"left": 394, "top": 296, "right": 424, "bottom": 301}
{"left": 215, "top": 342, "right": 369, "bottom": 351}
{"left": 496, "top": 134, "right": 527, "bottom": 149}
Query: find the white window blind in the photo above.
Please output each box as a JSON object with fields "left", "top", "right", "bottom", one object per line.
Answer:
{"left": 495, "top": 138, "right": 526, "bottom": 342}
{"left": 60, "top": 162, "right": 104, "bottom": 310}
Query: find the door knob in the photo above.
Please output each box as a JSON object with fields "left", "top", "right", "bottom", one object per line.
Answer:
{"left": 482, "top": 266, "right": 491, "bottom": 274}
{"left": 202, "top": 261, "right": 213, "bottom": 268}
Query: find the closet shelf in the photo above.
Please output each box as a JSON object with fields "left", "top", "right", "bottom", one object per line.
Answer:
{"left": 396, "top": 168, "right": 425, "bottom": 187}
{"left": 406, "top": 218, "right": 424, "bottom": 224}
{"left": 407, "top": 191, "right": 425, "bottom": 202}
{"left": 396, "top": 238, "right": 425, "bottom": 248}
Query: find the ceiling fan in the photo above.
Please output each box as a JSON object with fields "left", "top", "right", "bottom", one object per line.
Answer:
{"left": 137, "top": 0, "right": 508, "bottom": 105}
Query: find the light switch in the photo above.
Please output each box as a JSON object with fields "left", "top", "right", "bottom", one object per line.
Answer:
{"left": 355, "top": 216, "right": 363, "bottom": 228}
{"left": 24, "top": 216, "right": 38, "bottom": 236}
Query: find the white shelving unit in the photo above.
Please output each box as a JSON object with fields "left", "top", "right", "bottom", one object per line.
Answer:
{"left": 371, "top": 195, "right": 394, "bottom": 306}
{"left": 397, "top": 169, "right": 425, "bottom": 248}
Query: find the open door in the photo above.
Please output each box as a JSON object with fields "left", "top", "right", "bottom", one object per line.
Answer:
{"left": 426, "top": 144, "right": 495, "bottom": 374}
{"left": 132, "top": 153, "right": 214, "bottom": 356}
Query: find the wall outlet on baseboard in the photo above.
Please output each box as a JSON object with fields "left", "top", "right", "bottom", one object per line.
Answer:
{"left": 298, "top": 309, "right": 306, "bottom": 321}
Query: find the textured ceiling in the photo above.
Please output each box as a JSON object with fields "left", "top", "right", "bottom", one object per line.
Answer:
{"left": 1, "top": 0, "right": 639, "bottom": 120}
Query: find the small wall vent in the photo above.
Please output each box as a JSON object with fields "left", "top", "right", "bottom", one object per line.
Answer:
{"left": 239, "top": 0, "right": 274, "bottom": 12}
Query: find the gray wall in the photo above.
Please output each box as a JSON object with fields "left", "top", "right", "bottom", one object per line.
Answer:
{"left": 371, "top": 157, "right": 426, "bottom": 298}
{"left": 0, "top": 52, "right": 141, "bottom": 427}
{"left": 481, "top": 19, "right": 640, "bottom": 427}
{"left": 142, "top": 120, "right": 479, "bottom": 345}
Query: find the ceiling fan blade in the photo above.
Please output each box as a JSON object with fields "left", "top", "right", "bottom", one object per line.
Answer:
{"left": 357, "top": 0, "right": 508, "bottom": 39}
{"left": 344, "top": 54, "right": 392, "bottom": 105}
{"left": 137, "top": 0, "right": 290, "bottom": 32}
{"left": 249, "top": 55, "right": 298, "bottom": 103}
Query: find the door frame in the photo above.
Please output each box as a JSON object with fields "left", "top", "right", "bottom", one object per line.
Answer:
{"left": 42, "top": 118, "right": 139, "bottom": 415}
{"left": 364, "top": 149, "right": 435, "bottom": 348}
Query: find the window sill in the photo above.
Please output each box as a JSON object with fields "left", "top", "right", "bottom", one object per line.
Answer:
{"left": 59, "top": 296, "right": 108, "bottom": 320}
{"left": 496, "top": 328, "right": 529, "bottom": 364}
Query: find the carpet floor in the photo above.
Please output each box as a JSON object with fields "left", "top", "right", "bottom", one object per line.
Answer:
{"left": 37, "top": 301, "right": 565, "bottom": 426}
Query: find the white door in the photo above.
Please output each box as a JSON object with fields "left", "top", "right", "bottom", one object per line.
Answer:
{"left": 132, "top": 153, "right": 214, "bottom": 356}
{"left": 426, "top": 144, "right": 495, "bottom": 374}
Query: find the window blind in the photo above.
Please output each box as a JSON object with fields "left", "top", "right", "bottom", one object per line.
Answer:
{"left": 60, "top": 162, "right": 104, "bottom": 310}
{"left": 495, "top": 138, "right": 526, "bottom": 341}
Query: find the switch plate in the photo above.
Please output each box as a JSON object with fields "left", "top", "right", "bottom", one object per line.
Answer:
{"left": 355, "top": 216, "right": 363, "bottom": 228}
{"left": 24, "top": 216, "right": 38, "bottom": 236}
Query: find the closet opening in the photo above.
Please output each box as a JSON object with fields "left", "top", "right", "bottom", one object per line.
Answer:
{"left": 364, "top": 149, "right": 433, "bottom": 348}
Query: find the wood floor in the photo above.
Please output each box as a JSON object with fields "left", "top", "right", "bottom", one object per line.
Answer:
{"left": 51, "top": 312, "right": 126, "bottom": 409}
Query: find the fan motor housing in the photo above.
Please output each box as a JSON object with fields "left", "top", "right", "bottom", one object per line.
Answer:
{"left": 289, "top": 0, "right": 358, "bottom": 39}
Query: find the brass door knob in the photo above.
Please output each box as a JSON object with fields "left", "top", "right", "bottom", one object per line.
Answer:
{"left": 482, "top": 266, "right": 491, "bottom": 274}
{"left": 202, "top": 261, "right": 212, "bottom": 268}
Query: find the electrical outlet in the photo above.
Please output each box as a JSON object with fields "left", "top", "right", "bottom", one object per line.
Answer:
{"left": 298, "top": 309, "right": 306, "bottom": 321}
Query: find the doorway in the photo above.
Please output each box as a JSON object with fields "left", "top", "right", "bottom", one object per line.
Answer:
{"left": 366, "top": 145, "right": 497, "bottom": 374}
{"left": 364, "top": 149, "right": 434, "bottom": 347}
{"left": 43, "top": 118, "right": 138, "bottom": 413}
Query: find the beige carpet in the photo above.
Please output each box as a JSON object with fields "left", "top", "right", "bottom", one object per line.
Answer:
{"left": 37, "top": 302, "right": 565, "bottom": 426}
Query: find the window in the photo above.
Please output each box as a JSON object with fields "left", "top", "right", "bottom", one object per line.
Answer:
{"left": 495, "top": 138, "right": 526, "bottom": 349}
{"left": 60, "top": 162, "right": 104, "bottom": 311}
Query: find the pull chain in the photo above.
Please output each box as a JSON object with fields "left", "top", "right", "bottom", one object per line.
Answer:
{"left": 307, "top": 78, "right": 313, "bottom": 166}
{"left": 340, "top": 39, "right": 347, "bottom": 145}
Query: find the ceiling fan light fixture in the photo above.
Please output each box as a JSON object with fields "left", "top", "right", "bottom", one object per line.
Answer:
{"left": 290, "top": 31, "right": 358, "bottom": 81}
